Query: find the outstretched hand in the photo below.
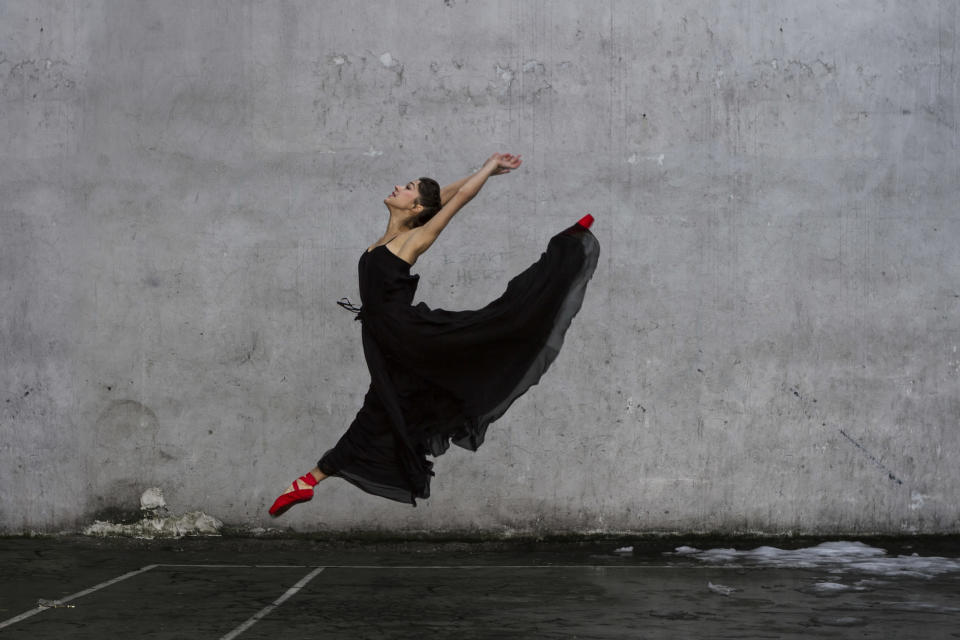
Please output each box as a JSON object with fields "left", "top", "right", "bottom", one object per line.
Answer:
{"left": 488, "top": 152, "right": 523, "bottom": 175}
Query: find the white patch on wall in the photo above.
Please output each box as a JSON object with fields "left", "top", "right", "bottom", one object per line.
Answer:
{"left": 363, "top": 147, "right": 384, "bottom": 157}
{"left": 522, "top": 60, "right": 545, "bottom": 73}
{"left": 140, "top": 487, "right": 166, "bottom": 511}
{"left": 380, "top": 52, "right": 396, "bottom": 68}
{"left": 495, "top": 64, "right": 515, "bottom": 97}
{"left": 627, "top": 153, "right": 664, "bottom": 166}
{"left": 910, "top": 492, "right": 929, "bottom": 511}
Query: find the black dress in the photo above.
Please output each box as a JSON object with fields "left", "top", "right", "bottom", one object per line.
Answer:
{"left": 318, "top": 220, "right": 600, "bottom": 504}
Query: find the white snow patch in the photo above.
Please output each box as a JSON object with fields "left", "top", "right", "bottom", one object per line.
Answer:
{"left": 84, "top": 511, "right": 222, "bottom": 539}
{"left": 614, "top": 546, "right": 633, "bottom": 554}
{"left": 380, "top": 52, "right": 395, "bottom": 68}
{"left": 673, "top": 546, "right": 701, "bottom": 555}
{"left": 668, "top": 541, "right": 960, "bottom": 579}
{"left": 83, "top": 487, "right": 222, "bottom": 539}
{"left": 707, "top": 581, "right": 737, "bottom": 596}
{"left": 332, "top": 55, "right": 347, "bottom": 65}
{"left": 809, "top": 582, "right": 859, "bottom": 593}
{"left": 363, "top": 147, "right": 383, "bottom": 157}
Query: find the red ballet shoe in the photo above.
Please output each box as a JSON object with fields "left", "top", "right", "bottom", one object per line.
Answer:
{"left": 577, "top": 214, "right": 594, "bottom": 229}
{"left": 268, "top": 473, "right": 319, "bottom": 517}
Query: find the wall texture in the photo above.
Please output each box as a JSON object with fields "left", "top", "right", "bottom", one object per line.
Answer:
{"left": 2, "top": 0, "right": 958, "bottom": 535}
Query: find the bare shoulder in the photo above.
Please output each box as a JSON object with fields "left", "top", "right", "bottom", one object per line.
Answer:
{"left": 368, "top": 229, "right": 412, "bottom": 253}
{"left": 388, "top": 228, "right": 431, "bottom": 265}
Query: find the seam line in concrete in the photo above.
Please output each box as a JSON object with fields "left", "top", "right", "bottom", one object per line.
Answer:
{"left": 219, "top": 567, "right": 325, "bottom": 640}
{"left": 0, "top": 564, "right": 159, "bottom": 631}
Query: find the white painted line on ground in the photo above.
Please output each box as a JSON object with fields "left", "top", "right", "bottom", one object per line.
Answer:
{"left": 0, "top": 564, "right": 159, "bottom": 631}
{"left": 251, "top": 564, "right": 754, "bottom": 570}
{"left": 155, "top": 563, "right": 309, "bottom": 569}
{"left": 219, "top": 567, "right": 325, "bottom": 640}
{"left": 159, "top": 564, "right": 291, "bottom": 569}
{"left": 154, "top": 563, "right": 749, "bottom": 570}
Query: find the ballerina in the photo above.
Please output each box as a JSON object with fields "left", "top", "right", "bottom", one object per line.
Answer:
{"left": 270, "top": 152, "right": 598, "bottom": 516}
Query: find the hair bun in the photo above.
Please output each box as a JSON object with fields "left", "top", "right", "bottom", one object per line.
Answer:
{"left": 412, "top": 177, "right": 442, "bottom": 227}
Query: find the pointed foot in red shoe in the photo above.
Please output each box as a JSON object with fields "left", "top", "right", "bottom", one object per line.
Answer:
{"left": 577, "top": 214, "right": 594, "bottom": 229}
{"left": 268, "top": 473, "right": 318, "bottom": 517}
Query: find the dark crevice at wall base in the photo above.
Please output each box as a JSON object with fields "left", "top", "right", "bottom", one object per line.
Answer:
{"left": 3, "top": 530, "right": 958, "bottom": 559}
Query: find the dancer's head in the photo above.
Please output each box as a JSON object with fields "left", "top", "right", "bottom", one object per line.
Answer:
{"left": 409, "top": 177, "right": 441, "bottom": 227}
{"left": 385, "top": 178, "right": 441, "bottom": 228}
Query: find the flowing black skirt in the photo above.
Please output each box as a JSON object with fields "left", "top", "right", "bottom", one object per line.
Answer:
{"left": 319, "top": 221, "right": 600, "bottom": 504}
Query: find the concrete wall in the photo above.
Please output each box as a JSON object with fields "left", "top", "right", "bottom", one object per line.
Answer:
{"left": 2, "top": 0, "right": 958, "bottom": 535}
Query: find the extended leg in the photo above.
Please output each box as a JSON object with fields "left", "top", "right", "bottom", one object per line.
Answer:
{"left": 268, "top": 467, "right": 327, "bottom": 517}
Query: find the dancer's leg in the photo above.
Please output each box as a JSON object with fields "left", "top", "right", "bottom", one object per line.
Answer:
{"left": 268, "top": 467, "right": 328, "bottom": 516}
{"left": 278, "top": 467, "right": 327, "bottom": 495}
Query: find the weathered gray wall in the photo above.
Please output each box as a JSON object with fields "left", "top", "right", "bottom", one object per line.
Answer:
{"left": 2, "top": 0, "right": 958, "bottom": 535}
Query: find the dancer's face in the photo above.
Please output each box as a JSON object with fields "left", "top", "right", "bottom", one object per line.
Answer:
{"left": 385, "top": 180, "right": 424, "bottom": 215}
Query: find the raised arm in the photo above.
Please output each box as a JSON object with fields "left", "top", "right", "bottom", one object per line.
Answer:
{"left": 402, "top": 153, "right": 522, "bottom": 260}
{"left": 439, "top": 154, "right": 521, "bottom": 205}
{"left": 439, "top": 176, "right": 469, "bottom": 207}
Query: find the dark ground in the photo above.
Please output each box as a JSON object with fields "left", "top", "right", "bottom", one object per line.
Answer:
{"left": 1, "top": 534, "right": 958, "bottom": 639}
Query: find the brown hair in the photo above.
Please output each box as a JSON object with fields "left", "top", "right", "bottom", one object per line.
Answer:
{"left": 409, "top": 177, "right": 441, "bottom": 228}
